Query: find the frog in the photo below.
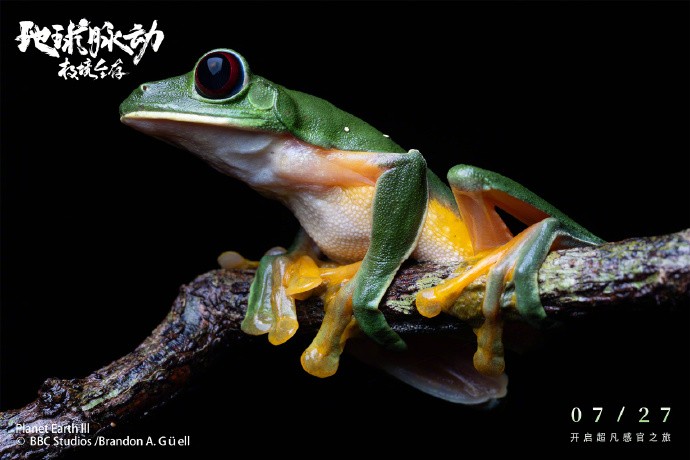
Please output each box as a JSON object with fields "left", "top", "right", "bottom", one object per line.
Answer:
{"left": 120, "top": 48, "right": 603, "bottom": 404}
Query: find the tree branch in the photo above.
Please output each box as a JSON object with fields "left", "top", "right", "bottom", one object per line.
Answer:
{"left": 1, "top": 230, "right": 688, "bottom": 459}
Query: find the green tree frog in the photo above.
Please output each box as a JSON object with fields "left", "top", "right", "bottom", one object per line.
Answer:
{"left": 120, "top": 49, "right": 602, "bottom": 404}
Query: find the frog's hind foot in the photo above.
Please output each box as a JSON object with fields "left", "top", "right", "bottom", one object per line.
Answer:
{"left": 417, "top": 218, "right": 565, "bottom": 375}
{"left": 416, "top": 164, "right": 601, "bottom": 377}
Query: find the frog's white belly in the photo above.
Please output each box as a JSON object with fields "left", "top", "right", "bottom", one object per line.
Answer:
{"left": 286, "top": 186, "right": 375, "bottom": 264}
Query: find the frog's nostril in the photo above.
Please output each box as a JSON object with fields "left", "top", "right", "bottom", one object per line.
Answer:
{"left": 141, "top": 84, "right": 149, "bottom": 92}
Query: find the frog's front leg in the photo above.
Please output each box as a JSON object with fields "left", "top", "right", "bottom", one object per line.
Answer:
{"left": 240, "top": 229, "right": 321, "bottom": 345}
{"left": 301, "top": 150, "right": 429, "bottom": 377}
{"left": 417, "top": 165, "right": 603, "bottom": 375}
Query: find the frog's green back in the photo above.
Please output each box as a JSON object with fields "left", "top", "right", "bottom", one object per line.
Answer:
{"left": 274, "top": 85, "right": 458, "bottom": 208}
{"left": 275, "top": 86, "right": 404, "bottom": 153}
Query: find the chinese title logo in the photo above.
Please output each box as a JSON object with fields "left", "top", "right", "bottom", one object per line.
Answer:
{"left": 16, "top": 19, "right": 165, "bottom": 80}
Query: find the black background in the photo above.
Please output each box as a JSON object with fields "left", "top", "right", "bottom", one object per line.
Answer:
{"left": 1, "top": 1, "right": 688, "bottom": 458}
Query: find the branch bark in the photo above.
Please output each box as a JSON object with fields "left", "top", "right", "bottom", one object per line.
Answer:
{"left": 1, "top": 230, "right": 689, "bottom": 459}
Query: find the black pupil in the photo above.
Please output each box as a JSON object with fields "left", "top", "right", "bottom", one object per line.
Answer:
{"left": 195, "top": 52, "right": 242, "bottom": 99}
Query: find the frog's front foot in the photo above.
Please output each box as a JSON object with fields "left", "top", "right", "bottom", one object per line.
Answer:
{"left": 240, "top": 246, "right": 302, "bottom": 344}
{"left": 298, "top": 263, "right": 361, "bottom": 377}
{"left": 416, "top": 218, "right": 560, "bottom": 376}
{"left": 299, "top": 284, "right": 355, "bottom": 378}
{"left": 239, "top": 244, "right": 362, "bottom": 376}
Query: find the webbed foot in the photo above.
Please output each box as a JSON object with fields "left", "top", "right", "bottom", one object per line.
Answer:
{"left": 298, "top": 262, "right": 361, "bottom": 377}
{"left": 239, "top": 241, "right": 364, "bottom": 377}
{"left": 417, "top": 218, "right": 561, "bottom": 376}
{"left": 240, "top": 246, "right": 302, "bottom": 343}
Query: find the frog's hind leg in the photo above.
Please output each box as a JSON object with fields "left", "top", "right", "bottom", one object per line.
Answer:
{"left": 417, "top": 165, "right": 602, "bottom": 376}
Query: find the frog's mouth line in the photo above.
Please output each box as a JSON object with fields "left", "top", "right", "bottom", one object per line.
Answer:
{"left": 120, "top": 111, "right": 267, "bottom": 131}
{"left": 120, "top": 110, "right": 278, "bottom": 153}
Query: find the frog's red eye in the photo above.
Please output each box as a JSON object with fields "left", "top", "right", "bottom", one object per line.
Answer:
{"left": 195, "top": 51, "right": 244, "bottom": 99}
